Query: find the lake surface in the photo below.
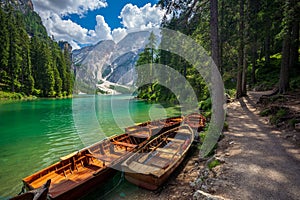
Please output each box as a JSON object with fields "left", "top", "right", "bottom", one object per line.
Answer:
{"left": 0, "top": 95, "right": 181, "bottom": 199}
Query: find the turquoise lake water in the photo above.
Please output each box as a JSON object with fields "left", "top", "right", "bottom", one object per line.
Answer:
{"left": 0, "top": 95, "right": 181, "bottom": 199}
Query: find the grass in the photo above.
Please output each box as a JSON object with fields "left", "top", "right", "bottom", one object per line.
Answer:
{"left": 208, "top": 159, "right": 221, "bottom": 170}
{"left": 0, "top": 91, "right": 24, "bottom": 100}
{"left": 270, "top": 108, "right": 288, "bottom": 125}
{"left": 260, "top": 108, "right": 272, "bottom": 117}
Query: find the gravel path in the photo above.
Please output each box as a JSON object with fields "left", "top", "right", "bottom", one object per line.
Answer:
{"left": 217, "top": 92, "right": 300, "bottom": 200}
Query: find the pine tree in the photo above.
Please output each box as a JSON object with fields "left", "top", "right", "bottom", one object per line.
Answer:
{"left": 0, "top": 8, "right": 9, "bottom": 89}
{"left": 63, "top": 47, "right": 73, "bottom": 96}
{"left": 41, "top": 43, "right": 55, "bottom": 96}
{"left": 236, "top": 0, "right": 246, "bottom": 98}
{"left": 16, "top": 13, "right": 34, "bottom": 95}
{"left": 7, "top": 6, "right": 22, "bottom": 92}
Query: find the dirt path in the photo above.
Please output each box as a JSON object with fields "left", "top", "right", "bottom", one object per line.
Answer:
{"left": 105, "top": 91, "right": 300, "bottom": 200}
{"left": 215, "top": 91, "right": 300, "bottom": 199}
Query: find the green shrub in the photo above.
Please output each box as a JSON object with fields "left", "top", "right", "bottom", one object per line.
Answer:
{"left": 0, "top": 91, "right": 24, "bottom": 99}
{"left": 288, "top": 118, "right": 297, "bottom": 129}
{"left": 199, "top": 132, "right": 206, "bottom": 143}
{"left": 260, "top": 108, "right": 271, "bottom": 116}
{"left": 223, "top": 121, "right": 229, "bottom": 131}
{"left": 290, "top": 77, "right": 300, "bottom": 90}
{"left": 276, "top": 108, "right": 287, "bottom": 118}
{"left": 226, "top": 89, "right": 236, "bottom": 98}
{"left": 270, "top": 108, "right": 288, "bottom": 125}
{"left": 208, "top": 159, "right": 221, "bottom": 170}
{"left": 199, "top": 98, "right": 212, "bottom": 111}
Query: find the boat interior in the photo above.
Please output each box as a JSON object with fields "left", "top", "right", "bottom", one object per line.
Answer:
{"left": 125, "top": 127, "right": 192, "bottom": 176}
{"left": 23, "top": 132, "right": 149, "bottom": 197}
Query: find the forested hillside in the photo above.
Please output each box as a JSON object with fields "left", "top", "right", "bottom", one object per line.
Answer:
{"left": 0, "top": 1, "right": 73, "bottom": 99}
{"left": 136, "top": 0, "right": 299, "bottom": 104}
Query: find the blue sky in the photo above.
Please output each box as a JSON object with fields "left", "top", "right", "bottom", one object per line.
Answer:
{"left": 31, "top": 0, "right": 163, "bottom": 49}
{"left": 63, "top": 0, "right": 159, "bottom": 30}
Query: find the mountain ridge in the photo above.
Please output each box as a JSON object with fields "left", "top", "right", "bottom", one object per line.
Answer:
{"left": 73, "top": 31, "right": 151, "bottom": 94}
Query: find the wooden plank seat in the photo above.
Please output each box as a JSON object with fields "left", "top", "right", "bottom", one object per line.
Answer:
{"left": 91, "top": 153, "right": 121, "bottom": 167}
{"left": 128, "top": 131, "right": 150, "bottom": 138}
{"left": 145, "top": 156, "right": 171, "bottom": 169}
{"left": 112, "top": 141, "right": 137, "bottom": 150}
{"left": 155, "top": 148, "right": 177, "bottom": 154}
{"left": 30, "top": 172, "right": 65, "bottom": 189}
{"left": 150, "top": 160, "right": 170, "bottom": 169}
{"left": 113, "top": 134, "right": 130, "bottom": 141}
{"left": 166, "top": 137, "right": 185, "bottom": 143}
{"left": 129, "top": 161, "right": 161, "bottom": 174}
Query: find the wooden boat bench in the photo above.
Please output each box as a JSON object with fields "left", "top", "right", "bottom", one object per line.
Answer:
{"left": 155, "top": 148, "right": 177, "bottom": 154}
{"left": 112, "top": 141, "right": 137, "bottom": 150}
{"left": 129, "top": 161, "right": 162, "bottom": 174}
{"left": 90, "top": 152, "right": 121, "bottom": 167}
{"left": 166, "top": 137, "right": 185, "bottom": 143}
{"left": 146, "top": 156, "right": 171, "bottom": 169}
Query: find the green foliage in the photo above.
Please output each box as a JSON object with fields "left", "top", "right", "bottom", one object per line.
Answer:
{"left": 96, "top": 88, "right": 108, "bottom": 95}
{"left": 260, "top": 108, "right": 272, "bottom": 117}
{"left": 223, "top": 121, "right": 229, "bottom": 131}
{"left": 23, "top": 9, "right": 48, "bottom": 37}
{"left": 0, "top": 91, "right": 23, "bottom": 99}
{"left": 208, "top": 159, "right": 221, "bottom": 170}
{"left": 288, "top": 118, "right": 297, "bottom": 129}
{"left": 290, "top": 76, "right": 300, "bottom": 90}
{"left": 270, "top": 108, "right": 288, "bottom": 125}
{"left": 199, "top": 98, "right": 212, "bottom": 111}
{"left": 276, "top": 109, "right": 288, "bottom": 118}
{"left": 226, "top": 89, "right": 236, "bottom": 99}
{"left": 199, "top": 132, "right": 207, "bottom": 143}
{"left": 253, "top": 56, "right": 281, "bottom": 91}
{"left": 0, "top": 5, "right": 73, "bottom": 98}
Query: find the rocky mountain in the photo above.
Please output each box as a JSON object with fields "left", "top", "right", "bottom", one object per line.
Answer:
{"left": 0, "top": 0, "right": 34, "bottom": 13}
{"left": 1, "top": 0, "right": 48, "bottom": 37}
{"left": 73, "top": 31, "right": 151, "bottom": 94}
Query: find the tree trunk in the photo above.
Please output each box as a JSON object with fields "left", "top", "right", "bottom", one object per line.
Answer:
{"left": 236, "top": 0, "right": 245, "bottom": 99}
{"left": 251, "top": 47, "right": 257, "bottom": 85}
{"left": 279, "top": 0, "right": 295, "bottom": 94}
{"left": 242, "top": 49, "right": 247, "bottom": 95}
{"left": 210, "top": 0, "right": 220, "bottom": 70}
{"left": 219, "top": 0, "right": 225, "bottom": 75}
{"left": 265, "top": 28, "right": 271, "bottom": 67}
{"left": 289, "top": 19, "right": 299, "bottom": 69}
{"left": 279, "top": 31, "right": 291, "bottom": 94}
{"left": 249, "top": 0, "right": 258, "bottom": 86}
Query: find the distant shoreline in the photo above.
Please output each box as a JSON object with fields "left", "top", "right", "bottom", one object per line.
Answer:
{"left": 0, "top": 91, "right": 73, "bottom": 101}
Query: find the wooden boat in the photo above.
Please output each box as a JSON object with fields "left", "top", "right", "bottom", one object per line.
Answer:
{"left": 122, "top": 125, "right": 194, "bottom": 190}
{"left": 10, "top": 180, "right": 50, "bottom": 200}
{"left": 125, "top": 116, "right": 183, "bottom": 137}
{"left": 184, "top": 113, "right": 206, "bottom": 132}
{"left": 21, "top": 116, "right": 183, "bottom": 200}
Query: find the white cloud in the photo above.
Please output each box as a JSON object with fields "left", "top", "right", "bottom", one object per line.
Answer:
{"left": 31, "top": 1, "right": 165, "bottom": 49}
{"left": 112, "top": 3, "right": 164, "bottom": 42}
{"left": 94, "top": 15, "right": 113, "bottom": 41}
{"left": 112, "top": 28, "right": 127, "bottom": 43}
{"left": 32, "top": 0, "right": 107, "bottom": 16}
{"left": 120, "top": 3, "right": 164, "bottom": 30}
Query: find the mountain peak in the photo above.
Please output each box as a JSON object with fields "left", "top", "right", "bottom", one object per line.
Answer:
{"left": 1, "top": 0, "right": 34, "bottom": 13}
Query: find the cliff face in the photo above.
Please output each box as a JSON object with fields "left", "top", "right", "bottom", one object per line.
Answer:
{"left": 73, "top": 31, "right": 151, "bottom": 94}
{"left": 0, "top": 0, "right": 34, "bottom": 13}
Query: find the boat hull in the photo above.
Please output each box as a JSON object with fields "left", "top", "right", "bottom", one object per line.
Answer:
{"left": 47, "top": 167, "right": 116, "bottom": 200}
{"left": 20, "top": 116, "right": 184, "bottom": 199}
{"left": 122, "top": 125, "right": 194, "bottom": 191}
{"left": 124, "top": 147, "right": 189, "bottom": 190}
